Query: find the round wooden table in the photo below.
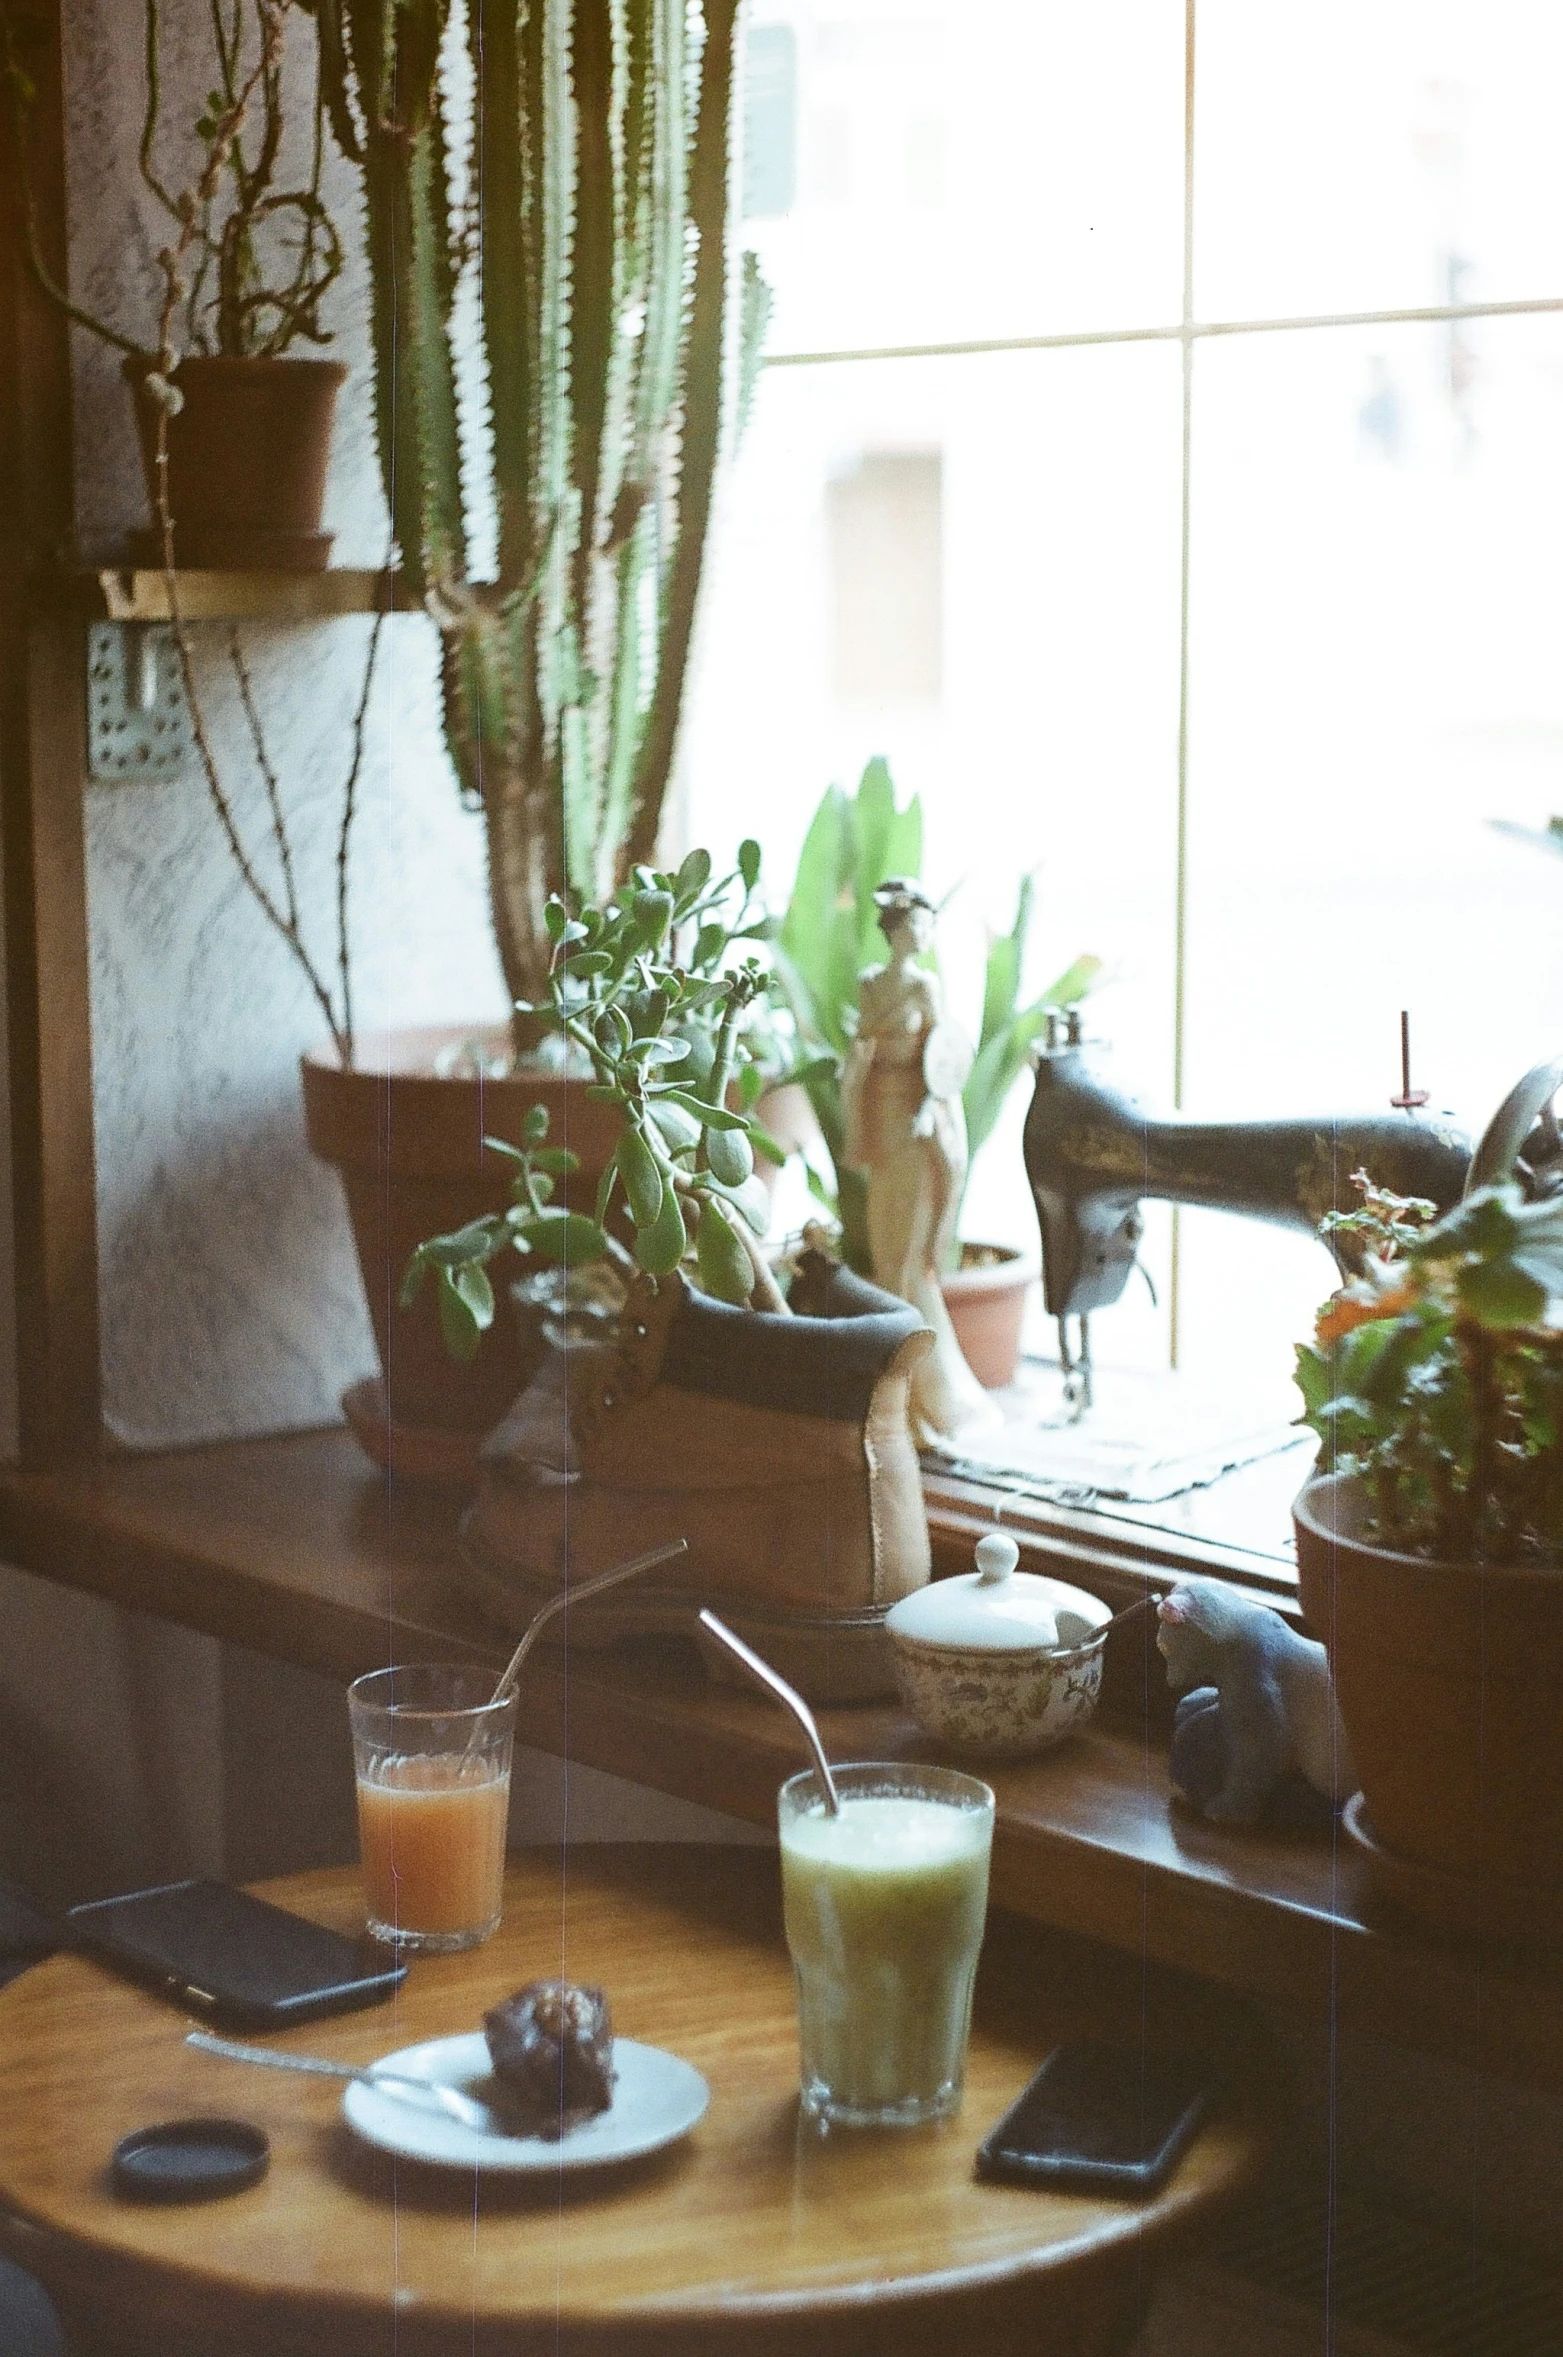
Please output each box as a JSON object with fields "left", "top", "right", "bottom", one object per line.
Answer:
{"left": 0, "top": 1847, "right": 1266, "bottom": 2356}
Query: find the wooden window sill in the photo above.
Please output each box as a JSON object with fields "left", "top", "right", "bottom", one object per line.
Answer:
{"left": 0, "top": 1427, "right": 1555, "bottom": 2091}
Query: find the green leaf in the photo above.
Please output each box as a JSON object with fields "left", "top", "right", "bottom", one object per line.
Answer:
{"left": 437, "top": 1268, "right": 483, "bottom": 1362}
{"left": 778, "top": 786, "right": 852, "bottom": 1051}
{"left": 632, "top": 888, "right": 674, "bottom": 948}
{"left": 696, "top": 1198, "right": 754, "bottom": 1304}
{"left": 522, "top": 1104, "right": 551, "bottom": 1145}
{"left": 1457, "top": 1256, "right": 1547, "bottom": 1329}
{"left": 530, "top": 1146, "right": 580, "bottom": 1177}
{"left": 564, "top": 949, "right": 613, "bottom": 977}
{"left": 738, "top": 837, "right": 761, "bottom": 893}
{"left": 706, "top": 1124, "right": 754, "bottom": 1188}
{"left": 624, "top": 1036, "right": 690, "bottom": 1068}
{"left": 635, "top": 1177, "right": 689, "bottom": 1276}
{"left": 704, "top": 1172, "right": 770, "bottom": 1238}
{"left": 616, "top": 1124, "right": 665, "bottom": 1229}
{"left": 514, "top": 1210, "right": 610, "bottom": 1265}
{"left": 1036, "top": 952, "right": 1105, "bottom": 1010}
{"left": 626, "top": 987, "right": 671, "bottom": 1040}
{"left": 649, "top": 1097, "right": 702, "bottom": 1155}
{"left": 693, "top": 922, "right": 727, "bottom": 970}
{"left": 399, "top": 1250, "right": 430, "bottom": 1310}
{"left": 483, "top": 1136, "right": 530, "bottom": 1168}
{"left": 980, "top": 874, "right": 1030, "bottom": 1051}
{"left": 1293, "top": 1343, "right": 1334, "bottom": 1421}
{"left": 655, "top": 1088, "right": 747, "bottom": 1130}
{"left": 673, "top": 848, "right": 713, "bottom": 910}
{"left": 452, "top": 1261, "right": 495, "bottom": 1327}
{"left": 417, "top": 1215, "right": 507, "bottom": 1269}
{"left": 1415, "top": 1187, "right": 1518, "bottom": 1262}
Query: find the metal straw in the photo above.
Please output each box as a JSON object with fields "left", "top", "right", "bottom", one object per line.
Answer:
{"left": 489, "top": 1537, "right": 690, "bottom": 1706}
{"left": 697, "top": 1609, "right": 841, "bottom": 1816}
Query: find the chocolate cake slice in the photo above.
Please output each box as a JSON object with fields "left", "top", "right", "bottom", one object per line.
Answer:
{"left": 483, "top": 1980, "right": 616, "bottom": 2139}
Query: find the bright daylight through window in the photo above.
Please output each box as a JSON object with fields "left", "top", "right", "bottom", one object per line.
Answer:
{"left": 681, "top": 0, "right": 1563, "bottom": 1517}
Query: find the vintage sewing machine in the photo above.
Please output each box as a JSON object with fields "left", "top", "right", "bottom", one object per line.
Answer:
{"left": 1022, "top": 1012, "right": 1563, "bottom": 1412}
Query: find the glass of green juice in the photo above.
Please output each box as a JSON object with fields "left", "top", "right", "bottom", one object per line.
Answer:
{"left": 779, "top": 1761, "right": 995, "bottom": 2128}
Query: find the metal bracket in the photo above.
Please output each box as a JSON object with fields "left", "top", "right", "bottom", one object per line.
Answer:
{"left": 87, "top": 622, "right": 193, "bottom": 783}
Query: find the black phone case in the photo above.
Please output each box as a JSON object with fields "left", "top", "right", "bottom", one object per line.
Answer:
{"left": 975, "top": 2043, "right": 1212, "bottom": 2195}
{"left": 68, "top": 1878, "right": 406, "bottom": 2028}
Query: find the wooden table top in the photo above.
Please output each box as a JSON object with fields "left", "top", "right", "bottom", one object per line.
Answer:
{"left": 0, "top": 1847, "right": 1266, "bottom": 2357}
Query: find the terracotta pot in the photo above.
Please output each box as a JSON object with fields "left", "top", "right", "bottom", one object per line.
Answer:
{"left": 1294, "top": 1473, "right": 1563, "bottom": 1901}
{"left": 125, "top": 354, "right": 347, "bottom": 569}
{"left": 302, "top": 1028, "right": 624, "bottom": 1454}
{"left": 939, "top": 1243, "right": 1037, "bottom": 1389}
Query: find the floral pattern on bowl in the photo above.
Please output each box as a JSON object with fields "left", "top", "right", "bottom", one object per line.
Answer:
{"left": 890, "top": 1633, "right": 1105, "bottom": 1759}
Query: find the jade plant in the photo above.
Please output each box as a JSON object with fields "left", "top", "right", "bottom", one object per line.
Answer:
{"left": 773, "top": 758, "right": 1100, "bottom": 1273}
{"left": 403, "top": 844, "right": 788, "bottom": 1358}
{"left": 1295, "top": 1170, "right": 1563, "bottom": 1564}
{"left": 312, "top": 0, "right": 768, "bottom": 1019}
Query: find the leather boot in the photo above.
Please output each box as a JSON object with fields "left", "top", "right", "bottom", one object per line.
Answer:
{"left": 460, "top": 1251, "right": 934, "bottom": 1701}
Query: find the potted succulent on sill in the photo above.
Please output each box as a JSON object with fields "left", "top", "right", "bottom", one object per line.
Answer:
{"left": 406, "top": 857, "right": 935, "bottom": 1703}
{"left": 2, "top": 0, "right": 347, "bottom": 565}
{"left": 303, "top": 0, "right": 768, "bottom": 1466}
{"left": 1293, "top": 1171, "right": 1563, "bottom": 1942}
{"left": 775, "top": 759, "right": 1099, "bottom": 1390}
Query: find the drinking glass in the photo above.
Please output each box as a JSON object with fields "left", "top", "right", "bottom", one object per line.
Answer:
{"left": 779, "top": 1760, "right": 995, "bottom": 2127}
{"left": 348, "top": 1664, "right": 517, "bottom": 1953}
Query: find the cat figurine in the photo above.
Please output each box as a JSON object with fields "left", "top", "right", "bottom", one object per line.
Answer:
{"left": 1156, "top": 1578, "right": 1355, "bottom": 1825}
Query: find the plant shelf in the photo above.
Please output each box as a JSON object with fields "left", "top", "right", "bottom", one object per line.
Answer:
{"left": 80, "top": 566, "right": 408, "bottom": 623}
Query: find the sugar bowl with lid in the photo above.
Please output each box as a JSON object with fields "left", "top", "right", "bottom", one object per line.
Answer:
{"left": 885, "top": 1533, "right": 1110, "bottom": 1759}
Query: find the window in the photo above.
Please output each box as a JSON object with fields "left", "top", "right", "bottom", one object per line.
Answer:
{"left": 682, "top": 2, "right": 1563, "bottom": 1488}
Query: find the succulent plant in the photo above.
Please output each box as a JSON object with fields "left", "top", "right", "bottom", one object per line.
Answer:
{"left": 312, "top": 0, "right": 768, "bottom": 1017}
{"left": 403, "top": 842, "right": 785, "bottom": 1356}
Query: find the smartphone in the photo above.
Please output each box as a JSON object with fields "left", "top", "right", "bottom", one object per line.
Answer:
{"left": 975, "top": 2042, "right": 1212, "bottom": 2195}
{"left": 67, "top": 1878, "right": 407, "bottom": 2029}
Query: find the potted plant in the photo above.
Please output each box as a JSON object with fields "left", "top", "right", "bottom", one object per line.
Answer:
{"left": 1293, "top": 1171, "right": 1563, "bottom": 1940}
{"left": 774, "top": 759, "right": 1099, "bottom": 1389}
{"left": 301, "top": 0, "right": 767, "bottom": 1463}
{"left": 406, "top": 853, "right": 936, "bottom": 1701}
{"left": 2, "top": 0, "right": 347, "bottom": 564}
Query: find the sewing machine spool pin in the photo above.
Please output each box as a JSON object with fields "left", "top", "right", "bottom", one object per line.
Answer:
{"left": 1391, "top": 1009, "right": 1430, "bottom": 1113}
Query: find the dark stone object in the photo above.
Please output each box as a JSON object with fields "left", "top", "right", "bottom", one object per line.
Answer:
{"left": 111, "top": 2117, "right": 270, "bottom": 2203}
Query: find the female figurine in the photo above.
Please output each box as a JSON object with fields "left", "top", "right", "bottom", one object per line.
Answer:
{"left": 841, "top": 879, "right": 998, "bottom": 1446}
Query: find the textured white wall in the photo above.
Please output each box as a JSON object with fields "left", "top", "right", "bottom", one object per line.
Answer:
{"left": 65, "top": 0, "right": 508, "bottom": 1448}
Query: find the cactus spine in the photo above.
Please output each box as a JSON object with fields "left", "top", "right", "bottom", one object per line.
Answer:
{"left": 312, "top": 0, "right": 761, "bottom": 1015}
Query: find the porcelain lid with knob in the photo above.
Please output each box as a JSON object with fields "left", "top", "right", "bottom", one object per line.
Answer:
{"left": 885, "top": 1533, "right": 1109, "bottom": 1654}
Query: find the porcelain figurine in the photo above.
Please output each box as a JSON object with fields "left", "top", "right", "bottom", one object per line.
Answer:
{"left": 1157, "top": 1578, "right": 1356, "bottom": 1825}
{"left": 840, "top": 878, "right": 998, "bottom": 1447}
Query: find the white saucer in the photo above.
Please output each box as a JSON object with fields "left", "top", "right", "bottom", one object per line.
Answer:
{"left": 342, "top": 2033, "right": 709, "bottom": 2171}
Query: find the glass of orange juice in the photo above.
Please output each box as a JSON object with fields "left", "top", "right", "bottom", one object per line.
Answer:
{"left": 347, "top": 1665, "right": 517, "bottom": 1952}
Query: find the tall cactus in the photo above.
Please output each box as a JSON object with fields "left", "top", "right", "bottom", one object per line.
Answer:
{"left": 310, "top": 0, "right": 762, "bottom": 1014}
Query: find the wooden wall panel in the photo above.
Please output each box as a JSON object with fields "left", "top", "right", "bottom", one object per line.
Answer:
{"left": 0, "top": 0, "right": 103, "bottom": 1461}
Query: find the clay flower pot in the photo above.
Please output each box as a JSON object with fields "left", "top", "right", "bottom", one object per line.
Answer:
{"left": 939, "top": 1242, "right": 1038, "bottom": 1389}
{"left": 1294, "top": 1472, "right": 1563, "bottom": 1940}
{"left": 302, "top": 1028, "right": 623, "bottom": 1477}
{"left": 125, "top": 354, "right": 347, "bottom": 569}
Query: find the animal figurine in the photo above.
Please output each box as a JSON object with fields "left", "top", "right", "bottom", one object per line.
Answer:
{"left": 1156, "top": 1579, "right": 1355, "bottom": 1826}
